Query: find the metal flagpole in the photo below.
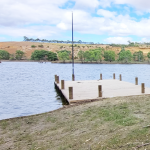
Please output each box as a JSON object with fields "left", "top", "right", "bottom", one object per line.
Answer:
{"left": 72, "top": 12, "right": 75, "bottom": 81}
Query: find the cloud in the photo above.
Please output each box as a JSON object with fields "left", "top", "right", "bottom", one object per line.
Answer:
{"left": 97, "top": 9, "right": 117, "bottom": 18}
{"left": 141, "top": 37, "right": 150, "bottom": 43}
{"left": 57, "top": 22, "right": 68, "bottom": 30}
{"left": 113, "top": 0, "right": 150, "bottom": 12}
{"left": 74, "top": 0, "right": 100, "bottom": 10}
{"left": 1, "top": 0, "right": 150, "bottom": 42}
{"left": 0, "top": 25, "right": 62, "bottom": 40}
{"left": 0, "top": 0, "right": 69, "bottom": 26}
{"left": 104, "top": 37, "right": 132, "bottom": 44}
{"left": 99, "top": 0, "right": 112, "bottom": 8}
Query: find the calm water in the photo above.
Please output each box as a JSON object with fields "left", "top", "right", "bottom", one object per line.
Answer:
{"left": 0, "top": 62, "right": 150, "bottom": 120}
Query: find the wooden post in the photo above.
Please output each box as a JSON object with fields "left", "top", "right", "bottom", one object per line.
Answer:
{"left": 141, "top": 83, "right": 145, "bottom": 93}
{"left": 55, "top": 75, "right": 57, "bottom": 82}
{"left": 57, "top": 76, "right": 59, "bottom": 84}
{"left": 100, "top": 74, "right": 102, "bottom": 80}
{"left": 72, "top": 74, "right": 75, "bottom": 81}
{"left": 69, "top": 87, "right": 73, "bottom": 99}
{"left": 135, "top": 77, "right": 138, "bottom": 85}
{"left": 61, "top": 80, "right": 64, "bottom": 89}
{"left": 113, "top": 73, "right": 115, "bottom": 79}
{"left": 98, "top": 85, "right": 102, "bottom": 97}
{"left": 119, "top": 74, "right": 122, "bottom": 81}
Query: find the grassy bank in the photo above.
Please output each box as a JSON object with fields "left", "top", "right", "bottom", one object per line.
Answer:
{"left": 1, "top": 95, "right": 150, "bottom": 150}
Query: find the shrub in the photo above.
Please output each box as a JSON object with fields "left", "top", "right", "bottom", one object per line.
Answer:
{"left": 104, "top": 50, "right": 115, "bottom": 62}
{"left": 147, "top": 52, "right": 150, "bottom": 60}
{"left": 31, "top": 50, "right": 57, "bottom": 61}
{"left": 133, "top": 51, "right": 144, "bottom": 61}
{"left": 118, "top": 50, "right": 132, "bottom": 62}
{"left": 31, "top": 45, "right": 36, "bottom": 48}
{"left": 58, "top": 52, "right": 69, "bottom": 62}
{"left": 15, "top": 50, "right": 25, "bottom": 60}
{"left": 9, "top": 54, "right": 16, "bottom": 60}
{"left": 38, "top": 45, "right": 44, "bottom": 48}
{"left": 0, "top": 50, "right": 10, "bottom": 60}
{"left": 57, "top": 50, "right": 71, "bottom": 62}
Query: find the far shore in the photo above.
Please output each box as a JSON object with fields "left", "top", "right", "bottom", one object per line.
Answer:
{"left": 52, "top": 60, "right": 150, "bottom": 64}
{"left": 1, "top": 59, "right": 150, "bottom": 64}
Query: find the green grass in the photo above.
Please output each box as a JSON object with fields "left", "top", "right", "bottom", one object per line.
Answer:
{"left": 0, "top": 121, "right": 9, "bottom": 129}
{"left": 1, "top": 95, "right": 150, "bottom": 149}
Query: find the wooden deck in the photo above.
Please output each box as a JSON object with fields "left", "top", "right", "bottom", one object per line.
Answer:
{"left": 54, "top": 79, "right": 150, "bottom": 104}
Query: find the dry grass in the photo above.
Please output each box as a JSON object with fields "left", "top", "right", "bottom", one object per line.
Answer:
{"left": 1, "top": 42, "right": 150, "bottom": 60}
{"left": 0, "top": 42, "right": 97, "bottom": 59}
{"left": 1, "top": 95, "right": 150, "bottom": 149}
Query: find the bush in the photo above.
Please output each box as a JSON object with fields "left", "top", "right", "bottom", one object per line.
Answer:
{"left": 118, "top": 50, "right": 132, "bottom": 62}
{"left": 9, "top": 54, "right": 16, "bottom": 60}
{"left": 133, "top": 51, "right": 144, "bottom": 61}
{"left": 0, "top": 50, "right": 10, "bottom": 60}
{"left": 38, "top": 45, "right": 44, "bottom": 48}
{"left": 57, "top": 50, "right": 71, "bottom": 62}
{"left": 147, "top": 52, "right": 150, "bottom": 60}
{"left": 31, "top": 45, "right": 36, "bottom": 48}
{"left": 78, "top": 49, "right": 103, "bottom": 62}
{"left": 104, "top": 50, "right": 115, "bottom": 62}
{"left": 31, "top": 50, "right": 57, "bottom": 61}
{"left": 78, "top": 50, "right": 85, "bottom": 62}
{"left": 15, "top": 50, "right": 25, "bottom": 60}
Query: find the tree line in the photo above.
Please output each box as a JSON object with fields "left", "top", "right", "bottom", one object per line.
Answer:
{"left": 23, "top": 36, "right": 94, "bottom": 45}
{"left": 24, "top": 36, "right": 150, "bottom": 47}
{"left": 58, "top": 47, "right": 150, "bottom": 63}
{"left": 1, "top": 47, "right": 150, "bottom": 62}
{"left": 0, "top": 49, "right": 58, "bottom": 61}
{"left": 0, "top": 50, "right": 25, "bottom": 60}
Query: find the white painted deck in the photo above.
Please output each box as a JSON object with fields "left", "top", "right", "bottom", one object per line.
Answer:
{"left": 55, "top": 79, "right": 150, "bottom": 103}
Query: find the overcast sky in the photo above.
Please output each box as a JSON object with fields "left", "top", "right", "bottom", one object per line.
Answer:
{"left": 1, "top": 0, "right": 150, "bottom": 44}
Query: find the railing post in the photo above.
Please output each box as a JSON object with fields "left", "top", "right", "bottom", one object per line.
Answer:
{"left": 113, "top": 73, "right": 115, "bottom": 79}
{"left": 57, "top": 76, "right": 59, "bottom": 84}
{"left": 135, "top": 77, "right": 138, "bottom": 85}
{"left": 69, "top": 87, "right": 73, "bottom": 99}
{"left": 72, "top": 74, "right": 75, "bottom": 81}
{"left": 119, "top": 74, "right": 122, "bottom": 81}
{"left": 61, "top": 80, "right": 64, "bottom": 89}
{"left": 141, "top": 83, "right": 145, "bottom": 93}
{"left": 98, "top": 85, "right": 102, "bottom": 97}
{"left": 100, "top": 74, "right": 102, "bottom": 80}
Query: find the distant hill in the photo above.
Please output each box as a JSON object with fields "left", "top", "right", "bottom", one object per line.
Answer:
{"left": 0, "top": 42, "right": 150, "bottom": 59}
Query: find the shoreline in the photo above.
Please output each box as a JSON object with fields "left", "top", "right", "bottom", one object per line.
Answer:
{"left": 52, "top": 61, "right": 150, "bottom": 64}
{"left": 0, "top": 98, "right": 100, "bottom": 122}
{"left": 1, "top": 60, "right": 150, "bottom": 64}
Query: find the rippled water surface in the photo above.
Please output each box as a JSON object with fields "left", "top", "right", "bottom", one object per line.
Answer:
{"left": 0, "top": 62, "right": 150, "bottom": 120}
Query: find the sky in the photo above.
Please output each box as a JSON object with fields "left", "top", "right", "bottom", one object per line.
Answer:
{"left": 1, "top": 0, "right": 150, "bottom": 44}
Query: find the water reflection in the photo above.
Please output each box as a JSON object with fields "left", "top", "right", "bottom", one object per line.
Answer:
{"left": 54, "top": 85, "right": 69, "bottom": 105}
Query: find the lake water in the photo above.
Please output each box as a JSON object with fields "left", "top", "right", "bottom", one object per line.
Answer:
{"left": 0, "top": 62, "right": 150, "bottom": 120}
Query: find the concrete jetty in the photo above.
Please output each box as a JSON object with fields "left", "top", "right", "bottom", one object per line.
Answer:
{"left": 54, "top": 77, "right": 150, "bottom": 104}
